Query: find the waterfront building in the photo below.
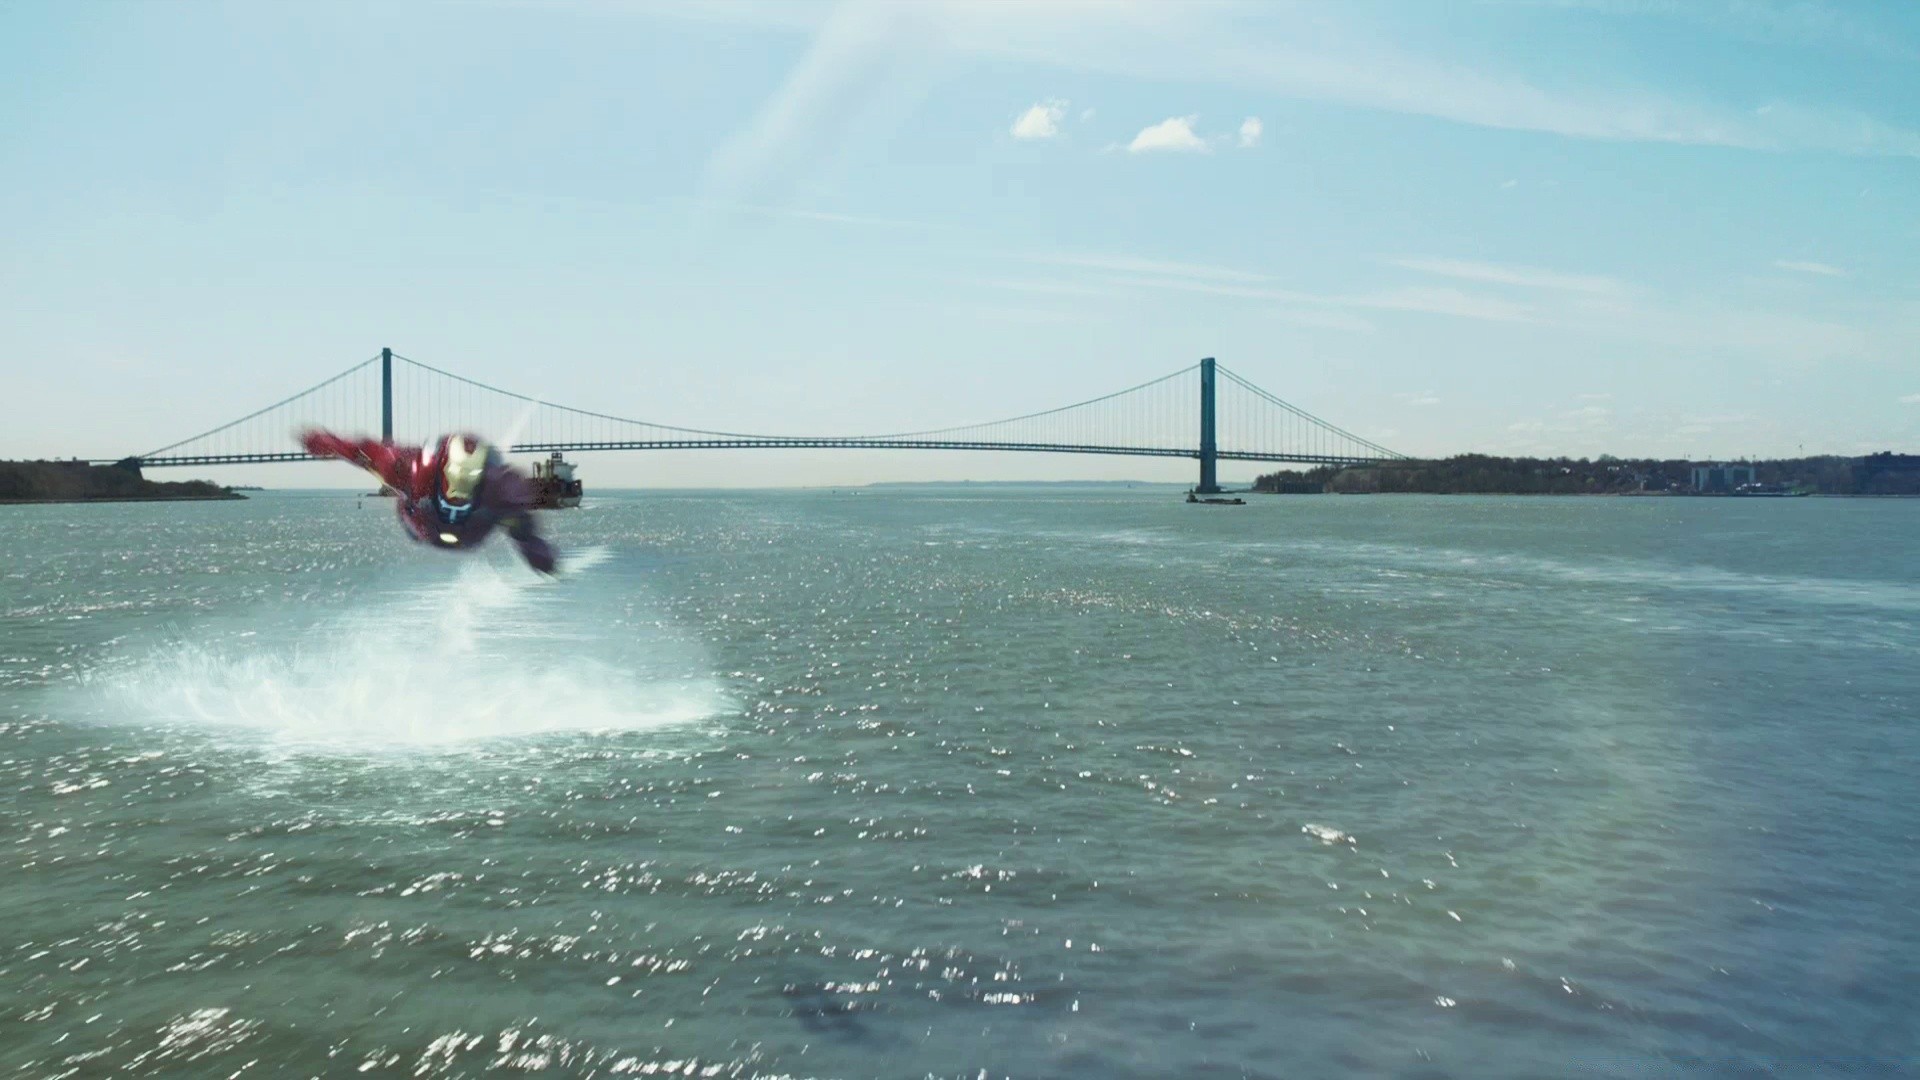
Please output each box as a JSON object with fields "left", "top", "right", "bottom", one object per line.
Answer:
{"left": 1690, "top": 462, "right": 1757, "bottom": 492}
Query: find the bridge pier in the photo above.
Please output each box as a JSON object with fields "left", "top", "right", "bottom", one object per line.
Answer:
{"left": 1196, "top": 356, "right": 1221, "bottom": 493}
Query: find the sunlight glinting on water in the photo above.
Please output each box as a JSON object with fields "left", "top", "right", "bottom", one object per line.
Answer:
{"left": 1, "top": 490, "right": 1915, "bottom": 1076}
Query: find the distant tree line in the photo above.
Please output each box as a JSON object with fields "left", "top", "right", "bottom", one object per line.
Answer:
{"left": 1253, "top": 454, "right": 1920, "bottom": 496}
{"left": 0, "top": 459, "right": 238, "bottom": 502}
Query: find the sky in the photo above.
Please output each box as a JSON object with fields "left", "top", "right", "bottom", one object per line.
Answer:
{"left": 2, "top": 0, "right": 1917, "bottom": 488}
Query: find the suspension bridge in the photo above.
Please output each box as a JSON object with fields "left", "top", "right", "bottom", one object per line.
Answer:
{"left": 104, "top": 349, "right": 1403, "bottom": 493}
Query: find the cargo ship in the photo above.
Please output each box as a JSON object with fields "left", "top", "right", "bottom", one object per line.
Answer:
{"left": 529, "top": 452, "right": 583, "bottom": 509}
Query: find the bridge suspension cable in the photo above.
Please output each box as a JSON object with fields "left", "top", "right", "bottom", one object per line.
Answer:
{"left": 1213, "top": 364, "right": 1406, "bottom": 463}
{"left": 858, "top": 365, "right": 1198, "bottom": 443}
{"left": 390, "top": 353, "right": 790, "bottom": 442}
{"left": 387, "top": 354, "right": 1211, "bottom": 458}
{"left": 136, "top": 354, "right": 384, "bottom": 463}
{"left": 117, "top": 348, "right": 1401, "bottom": 471}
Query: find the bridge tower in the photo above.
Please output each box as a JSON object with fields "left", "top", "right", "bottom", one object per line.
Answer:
{"left": 381, "top": 347, "right": 393, "bottom": 442}
{"left": 1196, "top": 356, "right": 1221, "bottom": 494}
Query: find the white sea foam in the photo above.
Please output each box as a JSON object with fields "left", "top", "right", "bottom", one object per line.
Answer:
{"left": 559, "top": 543, "right": 613, "bottom": 576}
{"left": 92, "top": 545, "right": 726, "bottom": 751}
{"left": 1302, "top": 823, "right": 1356, "bottom": 846}
{"left": 1282, "top": 538, "right": 1920, "bottom": 614}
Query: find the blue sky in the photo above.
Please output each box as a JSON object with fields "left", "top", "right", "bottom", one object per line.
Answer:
{"left": 2, "top": 0, "right": 1916, "bottom": 487}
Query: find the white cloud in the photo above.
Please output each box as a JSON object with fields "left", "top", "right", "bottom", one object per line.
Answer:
{"left": 1900, "top": 394, "right": 1920, "bottom": 406}
{"left": 1100, "top": 275, "right": 1306, "bottom": 302}
{"left": 1128, "top": 116, "right": 1209, "bottom": 154}
{"left": 1264, "top": 308, "right": 1379, "bottom": 334}
{"left": 1390, "top": 256, "right": 1625, "bottom": 294}
{"left": 1354, "top": 286, "right": 1534, "bottom": 323}
{"left": 681, "top": 1, "right": 1920, "bottom": 184}
{"left": 1772, "top": 259, "right": 1846, "bottom": 277}
{"left": 1672, "top": 411, "right": 1753, "bottom": 438}
{"left": 1238, "top": 116, "right": 1263, "bottom": 148}
{"left": 1520, "top": 0, "right": 1920, "bottom": 65}
{"left": 976, "top": 278, "right": 1103, "bottom": 297}
{"left": 965, "top": 304, "right": 1085, "bottom": 326}
{"left": 1023, "top": 244, "right": 1540, "bottom": 326}
{"left": 1012, "top": 100, "right": 1068, "bottom": 140}
{"left": 1026, "top": 252, "right": 1268, "bottom": 283}
{"left": 702, "top": 200, "right": 940, "bottom": 230}
{"left": 1030, "top": 246, "right": 1906, "bottom": 352}
{"left": 1090, "top": 271, "right": 1532, "bottom": 326}
{"left": 1199, "top": 24, "right": 1920, "bottom": 158}
{"left": 1502, "top": 403, "right": 1616, "bottom": 443}
{"left": 1094, "top": 275, "right": 1379, "bottom": 332}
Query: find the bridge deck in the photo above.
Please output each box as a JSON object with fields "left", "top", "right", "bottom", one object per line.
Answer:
{"left": 115, "top": 440, "right": 1388, "bottom": 469}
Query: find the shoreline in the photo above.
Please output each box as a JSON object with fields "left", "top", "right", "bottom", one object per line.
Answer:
{"left": 1264, "top": 490, "right": 1917, "bottom": 498}
{"left": 0, "top": 493, "right": 247, "bottom": 506}
{"left": 2, "top": 459, "right": 243, "bottom": 504}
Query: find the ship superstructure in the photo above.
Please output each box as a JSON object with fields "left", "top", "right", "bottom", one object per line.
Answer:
{"left": 529, "top": 452, "right": 582, "bottom": 509}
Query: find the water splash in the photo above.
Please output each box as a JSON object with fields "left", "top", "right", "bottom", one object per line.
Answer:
{"left": 87, "top": 545, "right": 725, "bottom": 751}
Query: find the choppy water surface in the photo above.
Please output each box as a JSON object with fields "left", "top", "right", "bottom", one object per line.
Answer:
{"left": 2, "top": 489, "right": 1915, "bottom": 1077}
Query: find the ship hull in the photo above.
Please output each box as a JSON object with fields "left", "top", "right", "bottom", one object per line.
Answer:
{"left": 529, "top": 483, "right": 582, "bottom": 510}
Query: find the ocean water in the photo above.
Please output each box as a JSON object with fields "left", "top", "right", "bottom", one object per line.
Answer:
{"left": 1, "top": 488, "right": 1915, "bottom": 1078}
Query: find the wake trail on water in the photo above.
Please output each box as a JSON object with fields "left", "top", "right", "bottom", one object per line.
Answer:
{"left": 90, "top": 544, "right": 727, "bottom": 751}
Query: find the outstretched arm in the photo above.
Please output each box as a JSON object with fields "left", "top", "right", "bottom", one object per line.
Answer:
{"left": 502, "top": 512, "right": 558, "bottom": 574}
{"left": 299, "top": 430, "right": 418, "bottom": 492}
